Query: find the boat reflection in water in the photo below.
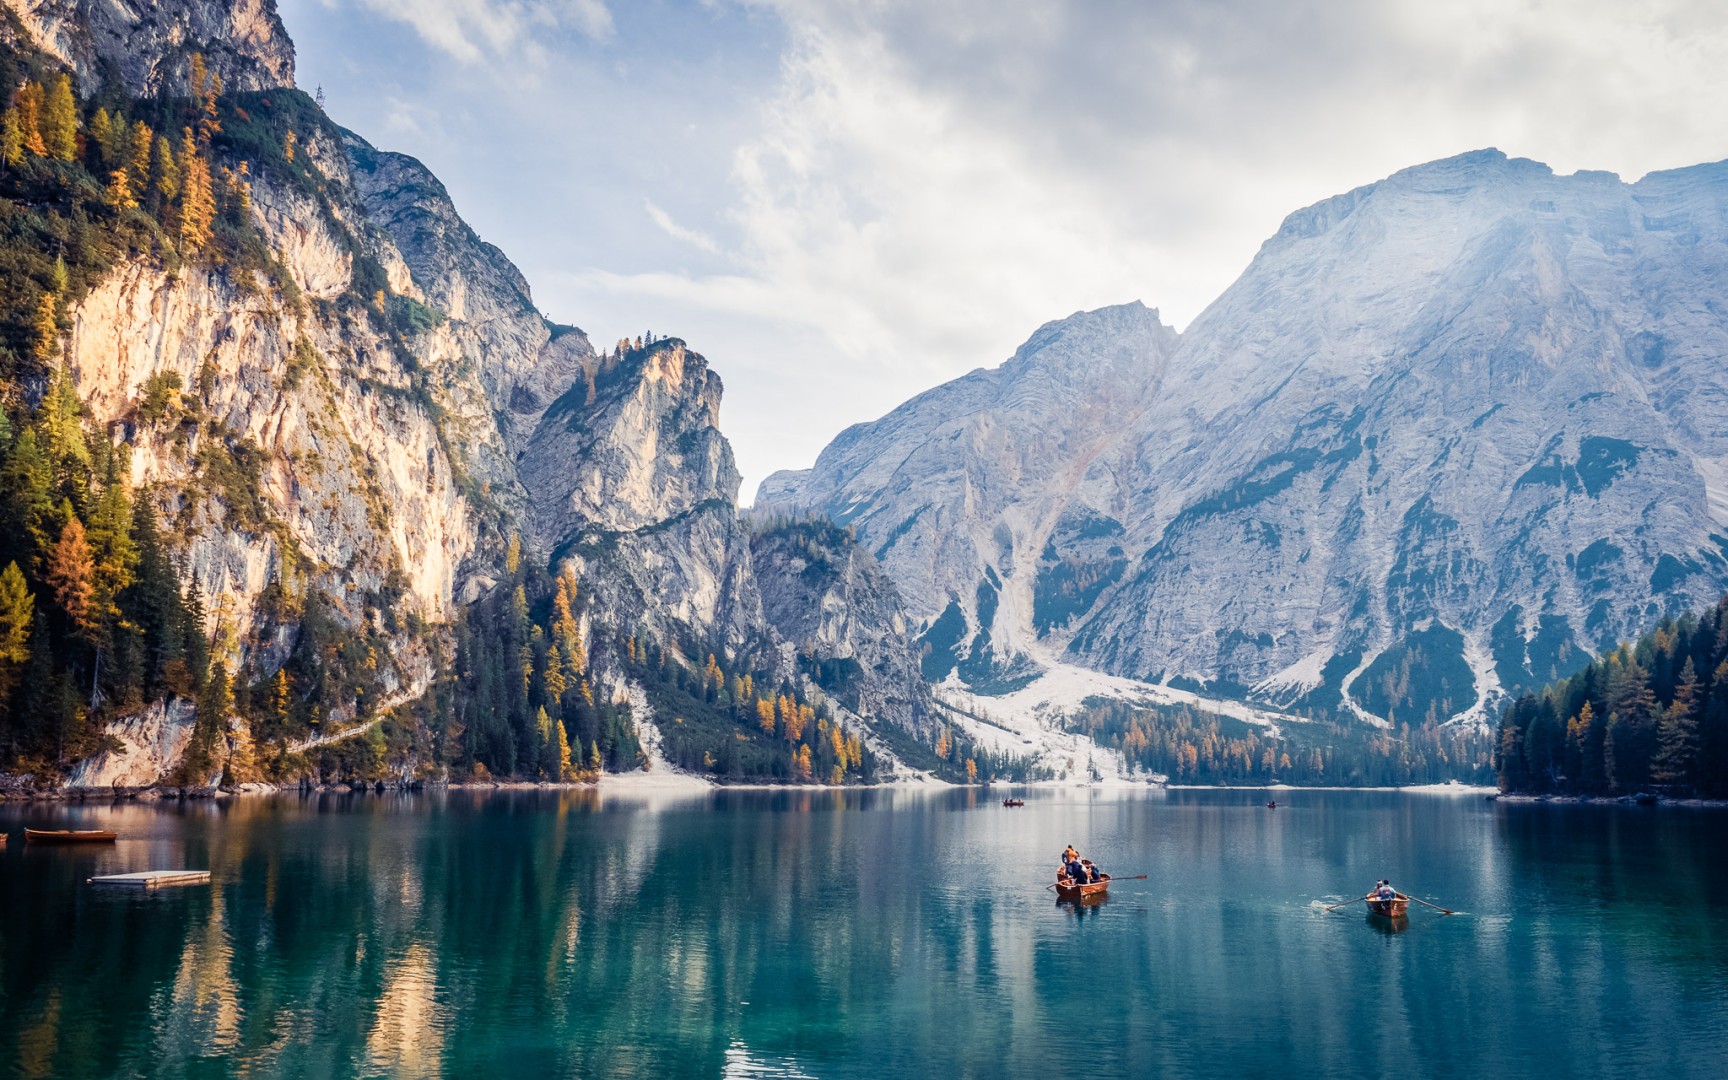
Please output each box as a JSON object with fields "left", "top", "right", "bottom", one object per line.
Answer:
{"left": 1057, "top": 893, "right": 1109, "bottom": 920}
{"left": 1365, "top": 911, "right": 1410, "bottom": 935}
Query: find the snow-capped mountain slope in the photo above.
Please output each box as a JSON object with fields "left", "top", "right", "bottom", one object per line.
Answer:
{"left": 761, "top": 149, "right": 1728, "bottom": 725}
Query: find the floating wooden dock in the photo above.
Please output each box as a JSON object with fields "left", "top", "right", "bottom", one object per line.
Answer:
{"left": 87, "top": 870, "right": 211, "bottom": 890}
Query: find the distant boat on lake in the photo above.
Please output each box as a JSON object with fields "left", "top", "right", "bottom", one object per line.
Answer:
{"left": 25, "top": 829, "right": 118, "bottom": 844}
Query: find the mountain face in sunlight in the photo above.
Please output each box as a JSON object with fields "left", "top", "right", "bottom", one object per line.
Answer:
{"left": 0, "top": 0, "right": 940, "bottom": 785}
{"left": 763, "top": 150, "right": 1728, "bottom": 726}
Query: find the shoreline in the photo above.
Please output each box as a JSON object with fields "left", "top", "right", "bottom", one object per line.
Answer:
{"left": 0, "top": 776, "right": 1555, "bottom": 802}
{"left": 1491, "top": 792, "right": 1728, "bottom": 808}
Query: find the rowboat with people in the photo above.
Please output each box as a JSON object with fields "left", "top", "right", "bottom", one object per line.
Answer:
{"left": 1367, "top": 892, "right": 1409, "bottom": 918}
{"left": 1055, "top": 873, "right": 1110, "bottom": 900}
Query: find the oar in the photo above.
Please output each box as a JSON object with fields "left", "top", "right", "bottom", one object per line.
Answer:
{"left": 1044, "top": 874, "right": 1149, "bottom": 890}
{"left": 1324, "top": 895, "right": 1368, "bottom": 912}
{"left": 1402, "top": 892, "right": 1455, "bottom": 915}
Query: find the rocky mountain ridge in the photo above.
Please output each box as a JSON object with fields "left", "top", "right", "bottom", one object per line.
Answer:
{"left": 761, "top": 149, "right": 1728, "bottom": 728}
{"left": 0, "top": 0, "right": 948, "bottom": 787}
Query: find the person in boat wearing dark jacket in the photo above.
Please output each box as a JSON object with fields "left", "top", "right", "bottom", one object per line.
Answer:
{"left": 1062, "top": 852, "right": 1086, "bottom": 884}
{"left": 1374, "top": 880, "right": 1396, "bottom": 901}
{"left": 1081, "top": 859, "right": 1104, "bottom": 883}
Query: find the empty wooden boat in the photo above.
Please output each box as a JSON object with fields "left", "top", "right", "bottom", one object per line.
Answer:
{"left": 24, "top": 829, "right": 118, "bottom": 844}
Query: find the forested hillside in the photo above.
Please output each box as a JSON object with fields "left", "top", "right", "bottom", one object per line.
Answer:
{"left": 1070, "top": 698, "right": 1494, "bottom": 786}
{"left": 0, "top": 2, "right": 953, "bottom": 791}
{"left": 1495, "top": 594, "right": 1728, "bottom": 796}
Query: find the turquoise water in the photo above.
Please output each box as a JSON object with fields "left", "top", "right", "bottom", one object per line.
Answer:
{"left": 1, "top": 788, "right": 1725, "bottom": 1078}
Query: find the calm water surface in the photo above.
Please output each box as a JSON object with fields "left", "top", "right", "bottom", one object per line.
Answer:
{"left": 1, "top": 787, "right": 1725, "bottom": 1079}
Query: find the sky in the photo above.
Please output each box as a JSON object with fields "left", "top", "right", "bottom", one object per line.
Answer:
{"left": 275, "top": 0, "right": 1728, "bottom": 501}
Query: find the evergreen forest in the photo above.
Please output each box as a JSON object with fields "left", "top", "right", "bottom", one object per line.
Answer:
{"left": 1494, "top": 594, "right": 1728, "bottom": 797}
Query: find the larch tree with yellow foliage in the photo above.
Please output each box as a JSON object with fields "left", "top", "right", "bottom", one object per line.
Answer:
{"left": 41, "top": 74, "right": 77, "bottom": 161}
{"left": 177, "top": 128, "right": 215, "bottom": 250}
{"left": 15, "top": 81, "right": 47, "bottom": 157}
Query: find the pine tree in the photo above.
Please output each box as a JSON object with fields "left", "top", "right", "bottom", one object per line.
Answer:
{"left": 1700, "top": 660, "right": 1728, "bottom": 797}
{"left": 39, "top": 364, "right": 89, "bottom": 483}
{"left": 98, "top": 104, "right": 129, "bottom": 166}
{"left": 0, "top": 562, "right": 33, "bottom": 708}
{"left": 0, "top": 430, "right": 57, "bottom": 570}
{"left": 589, "top": 738, "right": 602, "bottom": 772}
{"left": 184, "top": 660, "right": 232, "bottom": 785}
{"left": 41, "top": 74, "right": 77, "bottom": 161}
{"left": 1653, "top": 657, "right": 1702, "bottom": 787}
{"left": 127, "top": 120, "right": 153, "bottom": 186}
{"left": 31, "top": 292, "right": 60, "bottom": 363}
{"left": 85, "top": 478, "right": 137, "bottom": 638}
{"left": 45, "top": 517, "right": 95, "bottom": 635}
{"left": 87, "top": 107, "right": 112, "bottom": 167}
{"left": 1605, "top": 656, "right": 1659, "bottom": 792}
{"left": 534, "top": 705, "right": 555, "bottom": 779}
{"left": 150, "top": 133, "right": 179, "bottom": 204}
{"left": 2, "top": 106, "right": 26, "bottom": 168}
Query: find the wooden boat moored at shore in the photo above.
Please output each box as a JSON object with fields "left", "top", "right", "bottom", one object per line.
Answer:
{"left": 1055, "top": 873, "right": 1110, "bottom": 900}
{"left": 24, "top": 829, "right": 118, "bottom": 844}
{"left": 1366, "top": 894, "right": 1409, "bottom": 917}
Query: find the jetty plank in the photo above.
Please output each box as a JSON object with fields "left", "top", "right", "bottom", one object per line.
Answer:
{"left": 87, "top": 871, "right": 211, "bottom": 890}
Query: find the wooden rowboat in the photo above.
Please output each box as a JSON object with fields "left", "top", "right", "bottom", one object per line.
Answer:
{"left": 24, "top": 829, "right": 118, "bottom": 844}
{"left": 1366, "top": 894, "right": 1409, "bottom": 917}
{"left": 1055, "top": 873, "right": 1110, "bottom": 900}
{"left": 1002, "top": 798, "right": 1025, "bottom": 807}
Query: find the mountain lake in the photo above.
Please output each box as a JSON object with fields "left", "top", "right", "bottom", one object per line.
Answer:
{"left": 2, "top": 787, "right": 1725, "bottom": 1078}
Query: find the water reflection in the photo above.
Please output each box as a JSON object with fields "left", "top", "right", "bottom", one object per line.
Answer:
{"left": 1, "top": 789, "right": 1724, "bottom": 1078}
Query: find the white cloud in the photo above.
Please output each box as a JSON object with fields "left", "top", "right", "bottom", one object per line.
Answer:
{"left": 286, "top": 0, "right": 1728, "bottom": 497}
{"left": 345, "top": 0, "right": 614, "bottom": 64}
{"left": 566, "top": 0, "right": 1728, "bottom": 496}
{"left": 644, "top": 199, "right": 723, "bottom": 256}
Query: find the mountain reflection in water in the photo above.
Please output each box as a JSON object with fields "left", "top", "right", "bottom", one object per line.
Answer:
{"left": 2, "top": 788, "right": 1725, "bottom": 1078}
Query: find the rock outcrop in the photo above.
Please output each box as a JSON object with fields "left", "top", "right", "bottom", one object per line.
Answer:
{"left": 749, "top": 518, "right": 939, "bottom": 745}
{"left": 1, "top": 0, "right": 936, "bottom": 783}
{"left": 2, "top": 0, "right": 294, "bottom": 96}
{"left": 523, "top": 338, "right": 768, "bottom": 654}
{"left": 762, "top": 150, "right": 1728, "bottom": 726}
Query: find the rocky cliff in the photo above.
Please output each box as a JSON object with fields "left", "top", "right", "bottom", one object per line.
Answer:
{"left": 0, "top": 0, "right": 938, "bottom": 786}
{"left": 761, "top": 149, "right": 1728, "bottom": 727}
{"left": 4, "top": 0, "right": 293, "bottom": 96}
{"left": 749, "top": 518, "right": 940, "bottom": 747}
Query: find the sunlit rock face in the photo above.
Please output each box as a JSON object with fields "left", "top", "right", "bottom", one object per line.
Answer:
{"left": 521, "top": 339, "right": 767, "bottom": 654}
{"left": 1, "top": 0, "right": 296, "bottom": 95}
{"left": 763, "top": 150, "right": 1728, "bottom": 724}
{"left": 7, "top": 0, "right": 935, "bottom": 779}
